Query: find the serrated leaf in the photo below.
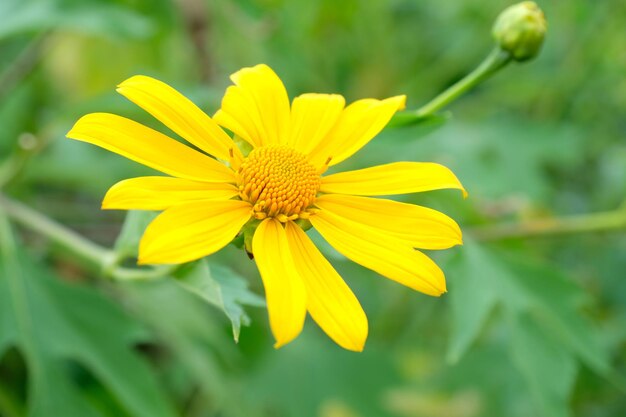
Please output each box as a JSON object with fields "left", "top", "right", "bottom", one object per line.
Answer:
{"left": 0, "top": 214, "right": 177, "bottom": 417}
{"left": 113, "top": 211, "right": 264, "bottom": 341}
{"left": 174, "top": 259, "right": 265, "bottom": 342}
{"left": 209, "top": 263, "right": 266, "bottom": 335}
{"left": 449, "top": 240, "right": 610, "bottom": 373}
{"left": 502, "top": 255, "right": 612, "bottom": 377}
{"left": 446, "top": 240, "right": 611, "bottom": 417}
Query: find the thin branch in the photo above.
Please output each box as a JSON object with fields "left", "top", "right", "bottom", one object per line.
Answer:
{"left": 470, "top": 205, "right": 626, "bottom": 241}
{"left": 414, "top": 48, "right": 512, "bottom": 118}
{"left": 0, "top": 193, "right": 111, "bottom": 268}
{"left": 0, "top": 194, "right": 176, "bottom": 280}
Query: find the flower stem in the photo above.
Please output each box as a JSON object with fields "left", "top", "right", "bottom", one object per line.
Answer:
{"left": 470, "top": 205, "right": 626, "bottom": 241}
{"left": 0, "top": 193, "right": 111, "bottom": 268}
{"left": 415, "top": 48, "right": 512, "bottom": 118}
{"left": 0, "top": 193, "right": 174, "bottom": 280}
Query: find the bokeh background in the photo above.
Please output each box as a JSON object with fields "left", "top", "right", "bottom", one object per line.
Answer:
{"left": 1, "top": 0, "right": 625, "bottom": 416}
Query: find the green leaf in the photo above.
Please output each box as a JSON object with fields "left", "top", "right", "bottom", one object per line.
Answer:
{"left": 449, "top": 240, "right": 610, "bottom": 372}
{"left": 113, "top": 211, "right": 263, "bottom": 342}
{"left": 245, "top": 332, "right": 401, "bottom": 417}
{"left": 119, "top": 278, "right": 233, "bottom": 408}
{"left": 509, "top": 313, "right": 577, "bottom": 417}
{"left": 446, "top": 241, "right": 500, "bottom": 363}
{"left": 174, "top": 259, "right": 265, "bottom": 342}
{"left": 499, "top": 253, "right": 611, "bottom": 377}
{"left": 209, "top": 263, "right": 267, "bottom": 335}
{"left": 0, "top": 214, "right": 177, "bottom": 417}
{"left": 415, "top": 120, "right": 586, "bottom": 201}
{"left": 446, "top": 240, "right": 611, "bottom": 417}
{"left": 113, "top": 210, "right": 158, "bottom": 260}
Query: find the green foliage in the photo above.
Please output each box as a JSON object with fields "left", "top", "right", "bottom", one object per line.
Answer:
{"left": 112, "top": 210, "right": 264, "bottom": 342}
{"left": 509, "top": 314, "right": 576, "bottom": 417}
{"left": 1, "top": 0, "right": 626, "bottom": 416}
{"left": 0, "top": 0, "right": 154, "bottom": 40}
{"left": 174, "top": 260, "right": 265, "bottom": 342}
{"left": 447, "top": 240, "right": 611, "bottom": 416}
{"left": 118, "top": 278, "right": 233, "bottom": 412}
{"left": 0, "top": 215, "right": 176, "bottom": 417}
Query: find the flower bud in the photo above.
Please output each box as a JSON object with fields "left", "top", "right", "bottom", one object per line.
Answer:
{"left": 493, "top": 1, "right": 547, "bottom": 62}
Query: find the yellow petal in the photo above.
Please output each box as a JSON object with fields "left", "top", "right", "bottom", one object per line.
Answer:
{"left": 67, "top": 113, "right": 235, "bottom": 183}
{"left": 289, "top": 93, "right": 345, "bottom": 155}
{"left": 315, "top": 194, "right": 462, "bottom": 250}
{"left": 310, "top": 210, "right": 446, "bottom": 296}
{"left": 116, "top": 76, "right": 242, "bottom": 164}
{"left": 252, "top": 219, "right": 307, "bottom": 348}
{"left": 102, "top": 176, "right": 239, "bottom": 210}
{"left": 214, "top": 64, "right": 290, "bottom": 147}
{"left": 138, "top": 200, "right": 251, "bottom": 265}
{"left": 285, "top": 222, "right": 368, "bottom": 351}
{"left": 321, "top": 162, "right": 466, "bottom": 197}
{"left": 308, "top": 95, "right": 406, "bottom": 167}
{"left": 214, "top": 87, "right": 263, "bottom": 148}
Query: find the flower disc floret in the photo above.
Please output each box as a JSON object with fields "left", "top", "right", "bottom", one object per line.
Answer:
{"left": 237, "top": 145, "right": 321, "bottom": 222}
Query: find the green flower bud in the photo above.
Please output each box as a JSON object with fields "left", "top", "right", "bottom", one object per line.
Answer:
{"left": 493, "top": 1, "right": 547, "bottom": 62}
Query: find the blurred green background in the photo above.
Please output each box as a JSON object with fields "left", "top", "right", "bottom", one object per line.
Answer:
{"left": 1, "top": 0, "right": 625, "bottom": 416}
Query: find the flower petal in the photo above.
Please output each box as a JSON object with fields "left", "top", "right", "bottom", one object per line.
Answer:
{"left": 252, "top": 219, "right": 307, "bottom": 348}
{"left": 116, "top": 75, "right": 242, "bottom": 164}
{"left": 67, "top": 113, "right": 235, "bottom": 183}
{"left": 214, "top": 64, "right": 290, "bottom": 147}
{"left": 285, "top": 222, "right": 368, "bottom": 351}
{"left": 102, "top": 176, "right": 239, "bottom": 210}
{"left": 138, "top": 200, "right": 251, "bottom": 265}
{"left": 315, "top": 194, "right": 462, "bottom": 250}
{"left": 310, "top": 210, "right": 446, "bottom": 296}
{"left": 289, "top": 93, "right": 345, "bottom": 155}
{"left": 320, "top": 162, "right": 466, "bottom": 197}
{"left": 308, "top": 95, "right": 406, "bottom": 167}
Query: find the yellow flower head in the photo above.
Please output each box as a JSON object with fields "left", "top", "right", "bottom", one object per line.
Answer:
{"left": 67, "top": 64, "right": 465, "bottom": 351}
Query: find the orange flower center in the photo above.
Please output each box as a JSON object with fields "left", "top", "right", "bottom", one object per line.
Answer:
{"left": 237, "top": 146, "right": 321, "bottom": 222}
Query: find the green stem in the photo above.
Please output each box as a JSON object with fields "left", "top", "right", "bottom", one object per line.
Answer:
{"left": 415, "top": 48, "right": 512, "bottom": 118}
{"left": 470, "top": 205, "right": 626, "bottom": 241}
{"left": 0, "top": 194, "right": 173, "bottom": 280}
{"left": 0, "top": 194, "right": 110, "bottom": 268}
{"left": 113, "top": 265, "right": 179, "bottom": 281}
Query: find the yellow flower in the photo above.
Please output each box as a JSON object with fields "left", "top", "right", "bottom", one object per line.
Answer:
{"left": 67, "top": 64, "right": 465, "bottom": 351}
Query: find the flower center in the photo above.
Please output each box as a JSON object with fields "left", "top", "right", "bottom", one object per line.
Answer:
{"left": 237, "top": 145, "right": 321, "bottom": 222}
